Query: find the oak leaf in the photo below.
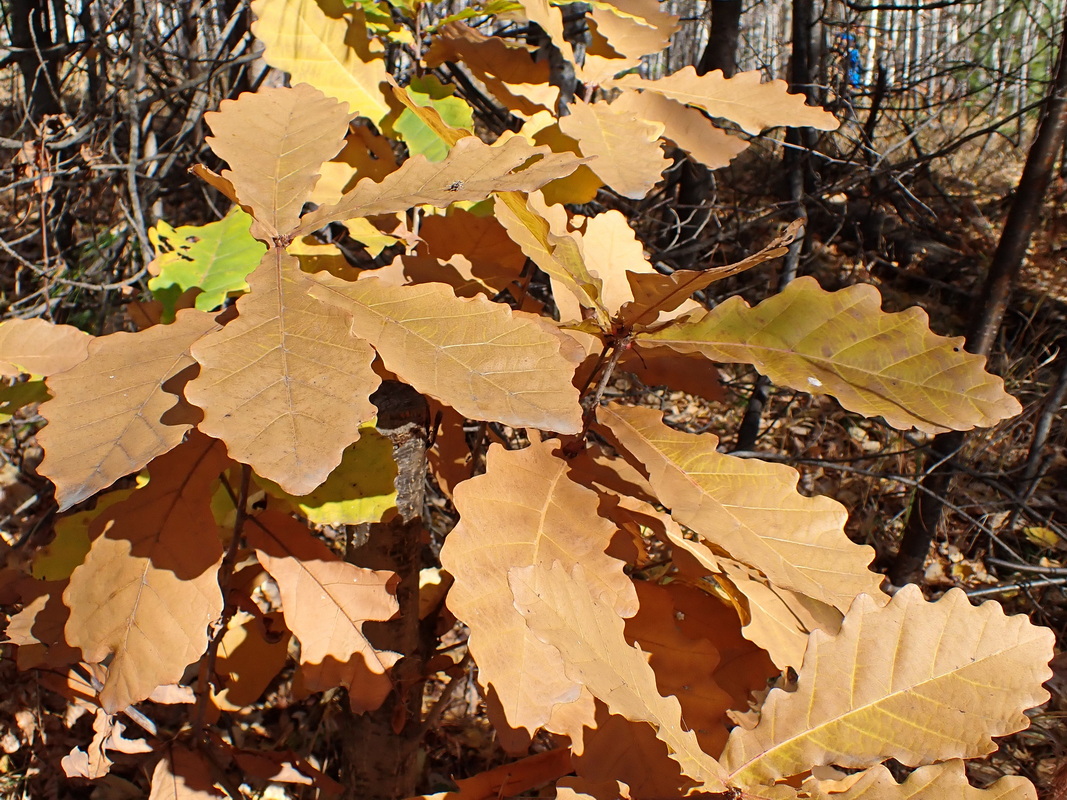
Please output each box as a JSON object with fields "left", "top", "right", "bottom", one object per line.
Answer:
{"left": 258, "top": 425, "right": 398, "bottom": 526}
{"left": 63, "top": 434, "right": 230, "bottom": 712}
{"left": 572, "top": 707, "right": 688, "bottom": 797}
{"left": 577, "top": 209, "right": 655, "bottom": 316}
{"left": 419, "top": 209, "right": 529, "bottom": 297}
{"left": 425, "top": 22, "right": 555, "bottom": 116}
{"left": 587, "top": 0, "right": 678, "bottom": 61}
{"left": 0, "top": 318, "right": 89, "bottom": 377}
{"left": 597, "top": 403, "right": 883, "bottom": 612}
{"left": 204, "top": 83, "right": 350, "bottom": 240}
{"left": 295, "top": 135, "right": 586, "bottom": 236}
{"left": 509, "top": 560, "right": 728, "bottom": 792}
{"left": 5, "top": 577, "right": 79, "bottom": 670}
{"left": 494, "top": 192, "right": 607, "bottom": 326}
{"left": 394, "top": 75, "right": 475, "bottom": 161}
{"left": 717, "top": 560, "right": 842, "bottom": 670}
{"left": 186, "top": 249, "right": 380, "bottom": 495}
{"left": 611, "top": 67, "right": 839, "bottom": 135}
{"left": 438, "top": 440, "right": 631, "bottom": 739}
{"left": 627, "top": 580, "right": 734, "bottom": 755}
{"left": 620, "top": 220, "right": 799, "bottom": 327}
{"left": 307, "top": 123, "right": 400, "bottom": 208}
{"left": 250, "top": 0, "right": 391, "bottom": 124}
{"left": 38, "top": 309, "right": 219, "bottom": 510}
{"left": 307, "top": 275, "right": 582, "bottom": 433}
{"left": 801, "top": 760, "right": 1036, "bottom": 799}
{"left": 610, "top": 88, "right": 748, "bottom": 171}
{"left": 213, "top": 611, "right": 290, "bottom": 711}
{"left": 149, "top": 745, "right": 225, "bottom": 800}
{"left": 244, "top": 510, "right": 400, "bottom": 711}
{"left": 721, "top": 585, "right": 1055, "bottom": 787}
{"left": 639, "top": 276, "right": 1023, "bottom": 432}
{"left": 515, "top": 0, "right": 574, "bottom": 63}
{"left": 147, "top": 209, "right": 266, "bottom": 319}
{"left": 558, "top": 99, "right": 669, "bottom": 199}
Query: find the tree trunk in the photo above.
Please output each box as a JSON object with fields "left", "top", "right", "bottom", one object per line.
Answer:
{"left": 889, "top": 4, "right": 1067, "bottom": 586}
{"left": 8, "top": 0, "right": 63, "bottom": 120}
{"left": 698, "top": 0, "right": 743, "bottom": 77}
{"left": 341, "top": 382, "right": 430, "bottom": 800}
{"left": 734, "top": 0, "right": 816, "bottom": 452}
{"left": 674, "top": 0, "right": 743, "bottom": 260}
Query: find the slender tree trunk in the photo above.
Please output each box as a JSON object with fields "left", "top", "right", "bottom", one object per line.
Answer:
{"left": 341, "top": 382, "right": 430, "bottom": 800}
{"left": 889, "top": 5, "right": 1067, "bottom": 586}
{"left": 8, "top": 0, "right": 63, "bottom": 120}
{"left": 735, "top": 0, "right": 816, "bottom": 452}
{"left": 674, "top": 0, "right": 744, "bottom": 258}
{"left": 698, "top": 0, "right": 743, "bottom": 76}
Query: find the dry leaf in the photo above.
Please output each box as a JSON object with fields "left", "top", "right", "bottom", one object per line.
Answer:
{"left": 150, "top": 745, "right": 225, "bottom": 799}
{"left": 626, "top": 580, "right": 734, "bottom": 755}
{"left": 717, "top": 560, "right": 842, "bottom": 670}
{"left": 295, "top": 135, "right": 586, "bottom": 236}
{"left": 38, "top": 309, "right": 219, "bottom": 510}
{"left": 438, "top": 440, "right": 631, "bottom": 739}
{"left": 186, "top": 249, "right": 380, "bottom": 495}
{"left": 245, "top": 510, "right": 399, "bottom": 712}
{"left": 587, "top": 0, "right": 678, "bottom": 61}
{"left": 63, "top": 434, "right": 229, "bottom": 712}
{"left": 516, "top": 0, "right": 574, "bottom": 63}
{"left": 612, "top": 89, "right": 748, "bottom": 170}
{"left": 597, "top": 403, "right": 883, "bottom": 612}
{"left": 204, "top": 83, "right": 350, "bottom": 239}
{"left": 308, "top": 275, "right": 582, "bottom": 433}
{"left": 510, "top": 560, "right": 728, "bottom": 792}
{"left": 250, "top": 0, "right": 391, "bottom": 124}
{"left": 722, "top": 585, "right": 1055, "bottom": 787}
{"left": 612, "top": 67, "right": 839, "bottom": 135}
{"left": 558, "top": 99, "right": 668, "bottom": 199}
{"left": 0, "top": 318, "right": 89, "bottom": 377}
{"left": 213, "top": 611, "right": 290, "bottom": 710}
{"left": 801, "top": 760, "right": 1037, "bottom": 799}
{"left": 425, "top": 22, "right": 555, "bottom": 116}
{"left": 620, "top": 221, "right": 798, "bottom": 327}
{"left": 573, "top": 706, "right": 688, "bottom": 798}
{"left": 639, "top": 276, "right": 1023, "bottom": 432}
{"left": 494, "top": 192, "right": 607, "bottom": 325}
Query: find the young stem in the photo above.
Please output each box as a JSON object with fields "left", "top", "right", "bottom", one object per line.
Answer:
{"left": 191, "top": 464, "right": 252, "bottom": 733}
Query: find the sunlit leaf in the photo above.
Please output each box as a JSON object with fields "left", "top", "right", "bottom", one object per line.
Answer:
{"left": 38, "top": 309, "right": 219, "bottom": 510}
{"left": 612, "top": 67, "right": 839, "bottom": 135}
{"left": 308, "top": 275, "right": 583, "bottom": 433}
{"left": 148, "top": 208, "right": 265, "bottom": 320}
{"left": 186, "top": 249, "right": 380, "bottom": 495}
{"left": 722, "top": 585, "right": 1054, "bottom": 787}
{"left": 251, "top": 0, "right": 391, "bottom": 124}
{"left": 638, "top": 276, "right": 1023, "bottom": 432}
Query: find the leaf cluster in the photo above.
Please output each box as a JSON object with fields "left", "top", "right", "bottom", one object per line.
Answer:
{"left": 0, "top": 2, "right": 1049, "bottom": 798}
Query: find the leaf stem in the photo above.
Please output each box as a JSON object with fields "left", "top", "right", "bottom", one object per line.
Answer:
{"left": 191, "top": 464, "right": 252, "bottom": 734}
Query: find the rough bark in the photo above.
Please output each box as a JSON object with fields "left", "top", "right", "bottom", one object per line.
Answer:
{"left": 342, "top": 382, "right": 430, "bottom": 800}
{"left": 889, "top": 6, "right": 1067, "bottom": 586}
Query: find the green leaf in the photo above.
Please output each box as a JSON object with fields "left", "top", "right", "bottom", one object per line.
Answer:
{"left": 257, "top": 425, "right": 398, "bottom": 526}
{"left": 637, "top": 276, "right": 1021, "bottom": 434}
{"left": 0, "top": 379, "right": 49, "bottom": 423}
{"left": 429, "top": 0, "right": 522, "bottom": 31}
{"left": 32, "top": 488, "right": 135, "bottom": 581}
{"left": 393, "top": 75, "right": 475, "bottom": 161}
{"left": 147, "top": 208, "right": 266, "bottom": 322}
